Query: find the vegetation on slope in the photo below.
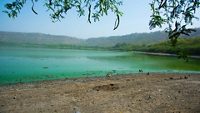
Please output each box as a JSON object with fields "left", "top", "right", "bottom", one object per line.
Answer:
{"left": 112, "top": 37, "right": 200, "bottom": 56}
{"left": 1, "top": 28, "right": 200, "bottom": 47}
{"left": 0, "top": 29, "right": 200, "bottom": 56}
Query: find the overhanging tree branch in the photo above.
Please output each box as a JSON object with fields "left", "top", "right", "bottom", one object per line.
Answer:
{"left": 3, "top": 0, "right": 123, "bottom": 30}
{"left": 150, "top": 0, "right": 200, "bottom": 46}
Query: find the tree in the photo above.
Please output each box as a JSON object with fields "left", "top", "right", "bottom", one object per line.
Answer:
{"left": 2, "top": 0, "right": 200, "bottom": 45}
{"left": 150, "top": 0, "right": 200, "bottom": 46}
{"left": 3, "top": 0, "right": 123, "bottom": 30}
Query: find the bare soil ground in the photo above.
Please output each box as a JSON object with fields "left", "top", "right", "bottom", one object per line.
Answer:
{"left": 0, "top": 73, "right": 200, "bottom": 113}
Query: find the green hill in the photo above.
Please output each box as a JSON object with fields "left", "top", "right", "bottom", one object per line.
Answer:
{"left": 144, "top": 37, "right": 200, "bottom": 56}
{"left": 0, "top": 28, "right": 200, "bottom": 49}
{"left": 86, "top": 28, "right": 200, "bottom": 47}
{"left": 0, "top": 31, "right": 83, "bottom": 46}
{"left": 85, "top": 31, "right": 168, "bottom": 47}
{"left": 112, "top": 37, "right": 200, "bottom": 56}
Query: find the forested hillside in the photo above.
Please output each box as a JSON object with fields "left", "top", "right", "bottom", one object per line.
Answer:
{"left": 144, "top": 37, "right": 200, "bottom": 55}
{"left": 86, "top": 28, "right": 200, "bottom": 47}
{"left": 112, "top": 37, "right": 200, "bottom": 56}
{"left": 0, "top": 31, "right": 83, "bottom": 46}
{"left": 0, "top": 28, "right": 200, "bottom": 52}
{"left": 85, "top": 31, "right": 168, "bottom": 47}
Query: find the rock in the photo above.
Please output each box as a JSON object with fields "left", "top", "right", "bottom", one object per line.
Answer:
{"left": 139, "top": 69, "right": 143, "bottom": 73}
{"left": 75, "top": 111, "right": 81, "bottom": 113}
{"left": 112, "top": 70, "right": 116, "bottom": 73}
{"left": 64, "top": 77, "right": 68, "bottom": 80}
{"left": 145, "top": 95, "right": 151, "bottom": 100}
{"left": 169, "top": 77, "right": 173, "bottom": 80}
{"left": 73, "top": 107, "right": 81, "bottom": 113}
{"left": 184, "top": 76, "right": 188, "bottom": 79}
{"left": 106, "top": 74, "right": 111, "bottom": 77}
{"left": 106, "top": 72, "right": 112, "bottom": 77}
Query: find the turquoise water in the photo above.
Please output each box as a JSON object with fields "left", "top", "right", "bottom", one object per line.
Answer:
{"left": 0, "top": 47, "right": 200, "bottom": 85}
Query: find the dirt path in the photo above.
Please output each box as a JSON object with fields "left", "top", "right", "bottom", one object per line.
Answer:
{"left": 0, "top": 73, "right": 200, "bottom": 113}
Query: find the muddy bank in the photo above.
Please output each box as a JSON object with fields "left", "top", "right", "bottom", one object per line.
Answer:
{"left": 0, "top": 73, "right": 200, "bottom": 113}
{"left": 135, "top": 51, "right": 200, "bottom": 59}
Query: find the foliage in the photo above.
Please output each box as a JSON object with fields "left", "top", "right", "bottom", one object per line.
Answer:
{"left": 150, "top": 0, "right": 200, "bottom": 46}
{"left": 111, "top": 37, "right": 200, "bottom": 61}
{"left": 112, "top": 43, "right": 143, "bottom": 51}
{"left": 3, "top": 0, "right": 123, "bottom": 30}
{"left": 135, "top": 37, "right": 200, "bottom": 56}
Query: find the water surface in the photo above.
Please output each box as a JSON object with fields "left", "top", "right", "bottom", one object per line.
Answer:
{"left": 0, "top": 47, "right": 200, "bottom": 84}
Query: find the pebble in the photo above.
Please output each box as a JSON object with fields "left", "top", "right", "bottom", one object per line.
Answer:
{"left": 73, "top": 107, "right": 81, "bottom": 113}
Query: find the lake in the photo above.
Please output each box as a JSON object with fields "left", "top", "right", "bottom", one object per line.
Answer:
{"left": 0, "top": 47, "right": 200, "bottom": 85}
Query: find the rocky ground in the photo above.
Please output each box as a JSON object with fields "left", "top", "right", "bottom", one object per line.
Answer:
{"left": 0, "top": 73, "right": 200, "bottom": 113}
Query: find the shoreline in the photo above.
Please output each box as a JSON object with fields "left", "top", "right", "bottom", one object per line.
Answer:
{"left": 134, "top": 51, "right": 200, "bottom": 59}
{"left": 1, "top": 72, "right": 200, "bottom": 87}
{"left": 0, "top": 73, "right": 200, "bottom": 113}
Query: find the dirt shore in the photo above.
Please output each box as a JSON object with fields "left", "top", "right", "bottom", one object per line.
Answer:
{"left": 0, "top": 73, "right": 200, "bottom": 113}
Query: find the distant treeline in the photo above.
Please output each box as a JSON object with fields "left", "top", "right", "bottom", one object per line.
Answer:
{"left": 1, "top": 34, "right": 200, "bottom": 56}
{"left": 111, "top": 37, "right": 200, "bottom": 56}
{"left": 0, "top": 41, "right": 109, "bottom": 50}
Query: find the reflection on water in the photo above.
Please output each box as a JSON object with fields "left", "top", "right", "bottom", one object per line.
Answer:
{"left": 0, "top": 47, "right": 200, "bottom": 84}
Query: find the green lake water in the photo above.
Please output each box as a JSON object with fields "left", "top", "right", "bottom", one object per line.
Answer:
{"left": 0, "top": 47, "right": 200, "bottom": 85}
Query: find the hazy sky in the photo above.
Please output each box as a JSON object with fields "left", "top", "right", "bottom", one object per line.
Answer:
{"left": 0, "top": 0, "right": 200, "bottom": 39}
